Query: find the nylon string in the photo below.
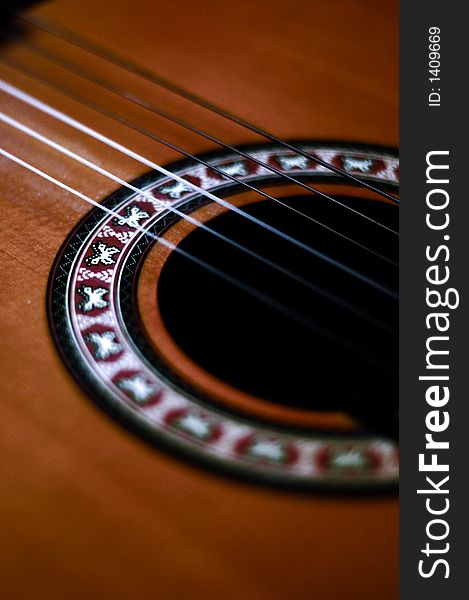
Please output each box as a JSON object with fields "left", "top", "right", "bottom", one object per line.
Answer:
{"left": 0, "top": 145, "right": 391, "bottom": 370}
{"left": 16, "top": 13, "right": 400, "bottom": 205}
{"left": 8, "top": 37, "right": 399, "bottom": 238}
{"left": 0, "top": 79, "right": 397, "bottom": 299}
{"left": 0, "top": 109, "right": 393, "bottom": 331}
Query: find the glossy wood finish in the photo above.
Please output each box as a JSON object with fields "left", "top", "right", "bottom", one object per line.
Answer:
{"left": 0, "top": 1, "right": 398, "bottom": 598}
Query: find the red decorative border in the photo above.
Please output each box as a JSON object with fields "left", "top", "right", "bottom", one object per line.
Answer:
{"left": 51, "top": 143, "right": 399, "bottom": 487}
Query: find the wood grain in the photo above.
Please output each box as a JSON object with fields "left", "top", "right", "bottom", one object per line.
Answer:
{"left": 0, "top": 1, "right": 398, "bottom": 598}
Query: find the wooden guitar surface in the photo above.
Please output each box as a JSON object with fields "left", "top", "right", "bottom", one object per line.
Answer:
{"left": 0, "top": 1, "right": 398, "bottom": 598}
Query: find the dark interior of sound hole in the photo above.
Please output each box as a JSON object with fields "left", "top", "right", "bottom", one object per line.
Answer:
{"left": 158, "top": 193, "right": 398, "bottom": 437}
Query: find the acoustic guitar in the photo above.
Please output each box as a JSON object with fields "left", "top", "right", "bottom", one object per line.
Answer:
{"left": 0, "top": 1, "right": 398, "bottom": 598}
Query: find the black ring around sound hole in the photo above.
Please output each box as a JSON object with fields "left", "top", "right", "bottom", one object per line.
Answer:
{"left": 48, "top": 141, "right": 399, "bottom": 489}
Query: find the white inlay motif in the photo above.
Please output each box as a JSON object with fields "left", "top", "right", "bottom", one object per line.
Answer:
{"left": 85, "top": 242, "right": 120, "bottom": 266}
{"left": 159, "top": 181, "right": 193, "bottom": 199}
{"left": 277, "top": 155, "right": 309, "bottom": 170}
{"left": 97, "top": 225, "right": 135, "bottom": 244}
{"left": 86, "top": 331, "right": 122, "bottom": 360}
{"left": 78, "top": 285, "right": 109, "bottom": 312}
{"left": 178, "top": 413, "right": 212, "bottom": 438}
{"left": 113, "top": 204, "right": 150, "bottom": 229}
{"left": 342, "top": 156, "right": 373, "bottom": 173}
{"left": 331, "top": 448, "right": 365, "bottom": 469}
{"left": 117, "top": 375, "right": 160, "bottom": 403}
{"left": 218, "top": 162, "right": 248, "bottom": 177}
{"left": 249, "top": 439, "right": 285, "bottom": 461}
{"left": 77, "top": 268, "right": 114, "bottom": 284}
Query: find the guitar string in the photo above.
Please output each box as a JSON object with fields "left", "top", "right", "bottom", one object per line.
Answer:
{"left": 8, "top": 37, "right": 399, "bottom": 239}
{"left": 0, "top": 145, "right": 392, "bottom": 371}
{"left": 0, "top": 109, "right": 393, "bottom": 333}
{"left": 0, "top": 78, "right": 397, "bottom": 300}
{"left": 1, "top": 12, "right": 399, "bottom": 431}
{"left": 1, "top": 54, "right": 398, "bottom": 265}
{"left": 15, "top": 13, "right": 399, "bottom": 205}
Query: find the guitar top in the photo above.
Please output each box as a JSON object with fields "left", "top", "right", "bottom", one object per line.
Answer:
{"left": 0, "top": 1, "right": 398, "bottom": 598}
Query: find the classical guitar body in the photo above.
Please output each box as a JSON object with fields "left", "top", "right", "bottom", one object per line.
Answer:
{"left": 0, "top": 1, "right": 398, "bottom": 598}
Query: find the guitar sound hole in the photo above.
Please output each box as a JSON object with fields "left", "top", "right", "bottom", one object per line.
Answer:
{"left": 158, "top": 194, "right": 398, "bottom": 435}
